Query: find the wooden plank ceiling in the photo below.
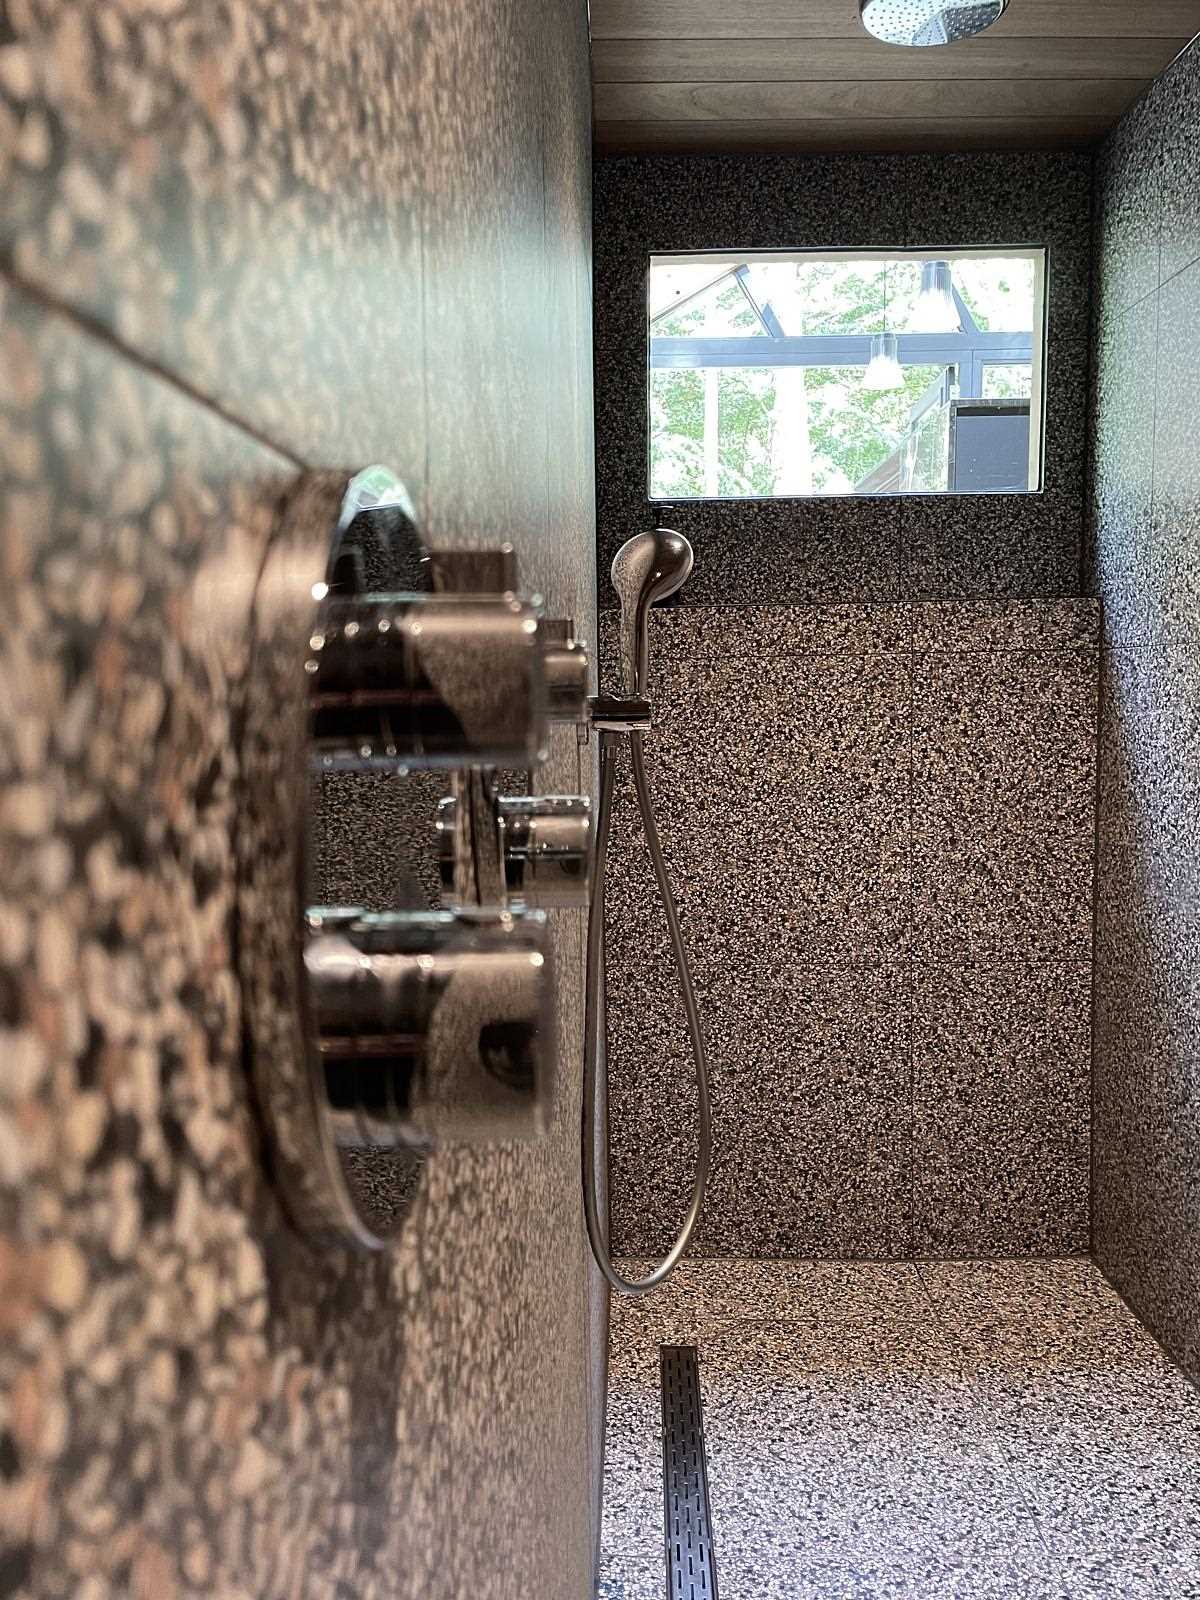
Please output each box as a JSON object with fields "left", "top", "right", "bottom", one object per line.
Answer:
{"left": 591, "top": 0, "right": 1200, "bottom": 154}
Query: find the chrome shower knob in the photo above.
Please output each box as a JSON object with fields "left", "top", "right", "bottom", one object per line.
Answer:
{"left": 304, "top": 906, "right": 553, "bottom": 1150}
{"left": 438, "top": 794, "right": 592, "bottom": 909}
{"left": 307, "top": 601, "right": 592, "bottom": 772}
{"left": 499, "top": 796, "right": 591, "bottom": 906}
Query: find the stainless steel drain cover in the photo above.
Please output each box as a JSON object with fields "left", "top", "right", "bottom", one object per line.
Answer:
{"left": 661, "top": 1345, "right": 719, "bottom": 1600}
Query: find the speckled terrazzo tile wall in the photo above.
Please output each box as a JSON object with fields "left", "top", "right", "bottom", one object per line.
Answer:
{"left": 600, "top": 598, "right": 1098, "bottom": 1261}
{"left": 593, "top": 151, "right": 1093, "bottom": 605}
{"left": 1089, "top": 37, "right": 1200, "bottom": 1385}
{"left": 0, "top": 2, "right": 600, "bottom": 1597}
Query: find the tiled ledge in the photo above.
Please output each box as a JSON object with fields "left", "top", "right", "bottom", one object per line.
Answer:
{"left": 600, "top": 597, "right": 1101, "bottom": 662}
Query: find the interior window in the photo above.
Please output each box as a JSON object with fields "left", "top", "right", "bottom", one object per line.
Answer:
{"left": 647, "top": 249, "right": 1047, "bottom": 500}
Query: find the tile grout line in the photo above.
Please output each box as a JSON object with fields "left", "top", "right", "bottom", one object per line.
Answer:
{"left": 912, "top": 1263, "right": 1065, "bottom": 1575}
{"left": 0, "top": 262, "right": 310, "bottom": 472}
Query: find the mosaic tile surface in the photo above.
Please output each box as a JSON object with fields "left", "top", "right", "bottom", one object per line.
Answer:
{"left": 0, "top": 0, "right": 427, "bottom": 481}
{"left": 593, "top": 152, "right": 1093, "bottom": 609}
{"left": 0, "top": 0, "right": 603, "bottom": 1590}
{"left": 0, "top": 287, "right": 454, "bottom": 1599}
{"left": 601, "top": 1258, "right": 1200, "bottom": 1599}
{"left": 601, "top": 599, "right": 1099, "bottom": 1261}
{"left": 1091, "top": 38, "right": 1200, "bottom": 1395}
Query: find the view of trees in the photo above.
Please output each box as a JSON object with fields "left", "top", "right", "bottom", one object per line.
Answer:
{"left": 648, "top": 256, "right": 1037, "bottom": 499}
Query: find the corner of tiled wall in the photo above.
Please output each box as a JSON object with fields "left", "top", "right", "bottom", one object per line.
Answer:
{"left": 1089, "top": 33, "right": 1200, "bottom": 1385}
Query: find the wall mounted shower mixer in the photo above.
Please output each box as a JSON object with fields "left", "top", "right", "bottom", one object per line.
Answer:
{"left": 239, "top": 466, "right": 596, "bottom": 1248}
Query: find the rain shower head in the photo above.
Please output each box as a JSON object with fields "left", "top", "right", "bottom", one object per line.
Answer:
{"left": 611, "top": 527, "right": 694, "bottom": 697}
{"left": 860, "top": 0, "right": 1008, "bottom": 47}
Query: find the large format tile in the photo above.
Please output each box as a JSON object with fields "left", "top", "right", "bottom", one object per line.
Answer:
{"left": 1092, "top": 86, "right": 1200, "bottom": 1399}
{"left": 1159, "top": 40, "right": 1200, "bottom": 288}
{"left": 0, "top": 0, "right": 602, "bottom": 1591}
{"left": 911, "top": 649, "right": 1098, "bottom": 963}
{"left": 900, "top": 490, "right": 1084, "bottom": 601}
{"left": 1149, "top": 256, "right": 1200, "bottom": 654}
{"left": 609, "top": 1257, "right": 929, "bottom": 1347}
{"left": 903, "top": 150, "right": 1092, "bottom": 257}
{"left": 1088, "top": 295, "right": 1158, "bottom": 649}
{"left": 596, "top": 1553, "right": 662, "bottom": 1600}
{"left": 606, "top": 953, "right": 913, "bottom": 1260}
{"left": 921, "top": 1261, "right": 1200, "bottom": 1598}
{"left": 0, "top": 286, "right": 456, "bottom": 1597}
{"left": 1095, "top": 645, "right": 1200, "bottom": 1048}
{"left": 604, "top": 605, "right": 914, "bottom": 1257}
{"left": 605, "top": 1260, "right": 1070, "bottom": 1600}
{"left": 1094, "top": 979, "right": 1200, "bottom": 1383}
{"left": 1093, "top": 251, "right": 1200, "bottom": 1387}
{"left": 603, "top": 605, "right": 913, "bottom": 970}
{"left": 604, "top": 1258, "right": 1200, "bottom": 1598}
{"left": 897, "top": 156, "right": 1092, "bottom": 604}
{"left": 912, "top": 963, "right": 1091, "bottom": 1258}
{"left": 912, "top": 598, "right": 1099, "bottom": 654}
{"left": 602, "top": 495, "right": 904, "bottom": 611}
{"left": 1096, "top": 86, "right": 1165, "bottom": 322}
{"left": 604, "top": 598, "right": 1099, "bottom": 1262}
{"left": 1093, "top": 640, "right": 1200, "bottom": 1379}
{"left": 0, "top": 0, "right": 426, "bottom": 479}
{"left": 710, "top": 1454, "right": 1063, "bottom": 1600}
{"left": 920, "top": 1258, "right": 1200, "bottom": 1468}
{"left": 918, "top": 1258, "right": 1137, "bottom": 1353}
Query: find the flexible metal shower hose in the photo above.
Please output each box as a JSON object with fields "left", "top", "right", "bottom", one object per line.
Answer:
{"left": 582, "top": 728, "right": 713, "bottom": 1296}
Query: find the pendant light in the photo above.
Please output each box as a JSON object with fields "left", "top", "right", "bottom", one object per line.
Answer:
{"left": 860, "top": 0, "right": 1008, "bottom": 47}
{"left": 911, "top": 260, "right": 961, "bottom": 333}
{"left": 863, "top": 333, "right": 903, "bottom": 391}
{"left": 862, "top": 262, "right": 903, "bottom": 391}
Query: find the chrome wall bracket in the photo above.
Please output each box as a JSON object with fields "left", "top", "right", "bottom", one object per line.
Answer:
{"left": 239, "top": 467, "right": 593, "bottom": 1249}
{"left": 588, "top": 693, "right": 652, "bottom": 734}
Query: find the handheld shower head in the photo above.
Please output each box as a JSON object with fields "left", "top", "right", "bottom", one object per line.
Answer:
{"left": 611, "top": 527, "right": 694, "bottom": 696}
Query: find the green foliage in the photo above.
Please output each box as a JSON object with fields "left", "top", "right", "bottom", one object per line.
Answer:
{"left": 648, "top": 257, "right": 1035, "bottom": 499}
{"left": 654, "top": 280, "right": 760, "bottom": 339}
{"left": 804, "top": 364, "right": 941, "bottom": 492}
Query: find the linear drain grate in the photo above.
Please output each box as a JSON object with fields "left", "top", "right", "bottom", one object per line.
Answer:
{"left": 661, "top": 1344, "right": 719, "bottom": 1600}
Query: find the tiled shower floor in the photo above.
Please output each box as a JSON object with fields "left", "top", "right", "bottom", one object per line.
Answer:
{"left": 599, "top": 1259, "right": 1200, "bottom": 1599}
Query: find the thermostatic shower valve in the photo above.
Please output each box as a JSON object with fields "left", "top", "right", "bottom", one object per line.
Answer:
{"left": 238, "top": 466, "right": 593, "bottom": 1250}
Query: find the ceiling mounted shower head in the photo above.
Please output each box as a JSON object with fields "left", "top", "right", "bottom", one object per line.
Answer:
{"left": 860, "top": 0, "right": 1008, "bottom": 47}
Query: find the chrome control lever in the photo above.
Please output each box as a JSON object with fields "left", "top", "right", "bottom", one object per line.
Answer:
{"left": 438, "top": 793, "right": 591, "bottom": 909}
{"left": 304, "top": 907, "right": 552, "bottom": 1150}
{"left": 307, "top": 598, "right": 589, "bottom": 774}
